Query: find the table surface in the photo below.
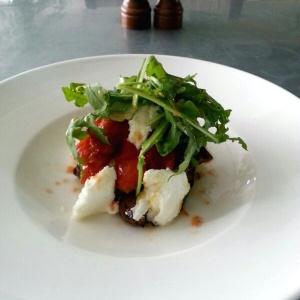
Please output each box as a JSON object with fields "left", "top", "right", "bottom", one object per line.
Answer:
{"left": 0, "top": 0, "right": 299, "bottom": 98}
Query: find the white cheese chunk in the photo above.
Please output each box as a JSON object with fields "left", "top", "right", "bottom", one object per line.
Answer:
{"left": 128, "top": 105, "right": 158, "bottom": 149}
{"left": 132, "top": 169, "right": 190, "bottom": 226}
{"left": 72, "top": 166, "right": 118, "bottom": 220}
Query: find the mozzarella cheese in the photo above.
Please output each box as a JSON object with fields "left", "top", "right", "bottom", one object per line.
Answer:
{"left": 132, "top": 169, "right": 190, "bottom": 226}
{"left": 128, "top": 105, "right": 158, "bottom": 149}
{"left": 72, "top": 166, "right": 118, "bottom": 220}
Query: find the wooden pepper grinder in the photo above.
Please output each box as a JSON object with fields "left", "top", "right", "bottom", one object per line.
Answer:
{"left": 154, "top": 0, "right": 183, "bottom": 29}
{"left": 121, "top": 0, "right": 151, "bottom": 30}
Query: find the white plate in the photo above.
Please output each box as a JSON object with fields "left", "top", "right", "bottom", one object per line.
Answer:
{"left": 0, "top": 55, "right": 299, "bottom": 300}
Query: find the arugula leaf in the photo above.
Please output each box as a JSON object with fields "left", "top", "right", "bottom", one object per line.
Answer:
{"left": 156, "top": 110, "right": 181, "bottom": 156}
{"left": 146, "top": 56, "right": 168, "bottom": 79}
{"left": 62, "top": 83, "right": 87, "bottom": 107}
{"left": 85, "top": 83, "right": 108, "bottom": 111}
{"left": 132, "top": 56, "right": 152, "bottom": 107}
{"left": 230, "top": 137, "right": 248, "bottom": 150}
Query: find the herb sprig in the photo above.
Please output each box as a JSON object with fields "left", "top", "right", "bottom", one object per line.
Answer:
{"left": 62, "top": 56, "right": 247, "bottom": 195}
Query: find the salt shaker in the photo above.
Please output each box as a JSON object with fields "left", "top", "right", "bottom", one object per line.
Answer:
{"left": 154, "top": 0, "right": 183, "bottom": 30}
{"left": 121, "top": 0, "right": 151, "bottom": 30}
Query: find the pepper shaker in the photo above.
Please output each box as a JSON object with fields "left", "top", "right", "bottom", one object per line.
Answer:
{"left": 121, "top": 0, "right": 151, "bottom": 30}
{"left": 154, "top": 0, "right": 183, "bottom": 29}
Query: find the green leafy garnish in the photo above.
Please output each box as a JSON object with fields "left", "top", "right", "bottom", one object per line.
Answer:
{"left": 63, "top": 55, "right": 247, "bottom": 195}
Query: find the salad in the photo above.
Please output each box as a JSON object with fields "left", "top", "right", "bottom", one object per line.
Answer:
{"left": 63, "top": 56, "right": 246, "bottom": 226}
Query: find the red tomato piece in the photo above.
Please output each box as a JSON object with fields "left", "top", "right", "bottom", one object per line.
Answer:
{"left": 162, "top": 151, "right": 176, "bottom": 170}
{"left": 115, "top": 156, "right": 139, "bottom": 193}
{"left": 114, "top": 140, "right": 140, "bottom": 193}
{"left": 89, "top": 134, "right": 113, "bottom": 155}
{"left": 76, "top": 119, "right": 130, "bottom": 184}
{"left": 76, "top": 136, "right": 112, "bottom": 183}
{"left": 92, "top": 118, "right": 129, "bottom": 148}
{"left": 115, "top": 139, "right": 139, "bottom": 160}
{"left": 145, "top": 146, "right": 176, "bottom": 170}
{"left": 80, "top": 157, "right": 111, "bottom": 184}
